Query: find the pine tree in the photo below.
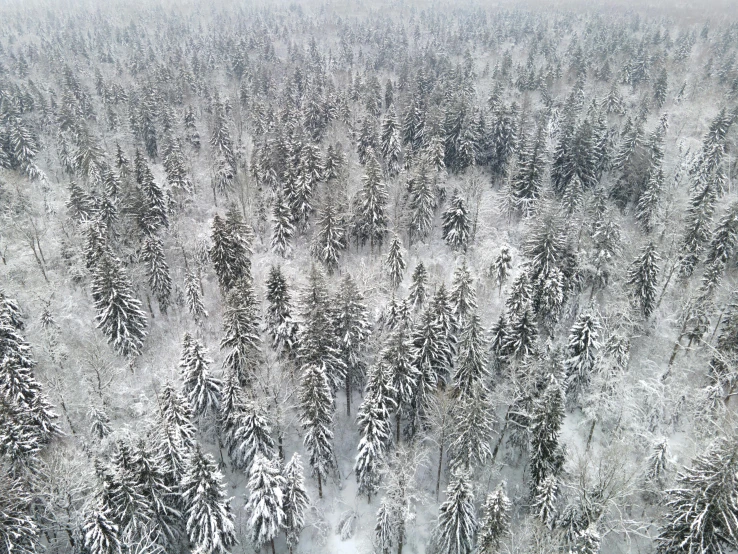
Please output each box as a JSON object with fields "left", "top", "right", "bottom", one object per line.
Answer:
{"left": 511, "top": 125, "right": 546, "bottom": 216}
{"left": 529, "top": 376, "right": 565, "bottom": 491}
{"left": 210, "top": 214, "right": 251, "bottom": 292}
{"left": 179, "top": 333, "right": 221, "bottom": 419}
{"left": 299, "top": 363, "right": 335, "bottom": 498}
{"left": 184, "top": 106, "right": 200, "bottom": 150}
{"left": 311, "top": 200, "right": 346, "bottom": 275}
{"left": 450, "top": 259, "right": 477, "bottom": 320}
{"left": 636, "top": 167, "right": 664, "bottom": 233}
{"left": 181, "top": 446, "right": 236, "bottom": 554}
{"left": 501, "top": 307, "right": 538, "bottom": 362}
{"left": 83, "top": 508, "right": 122, "bottom": 554}
{"left": 91, "top": 252, "right": 148, "bottom": 358}
{"left": 442, "top": 191, "right": 471, "bottom": 250}
{"left": 159, "top": 383, "right": 197, "bottom": 451}
{"left": 381, "top": 106, "right": 402, "bottom": 177}
{"left": 220, "top": 278, "right": 261, "bottom": 385}
{"left": 374, "top": 498, "right": 396, "bottom": 554}
{"left": 381, "top": 317, "right": 419, "bottom": 442}
{"left": 453, "top": 312, "right": 488, "bottom": 398}
{"left": 357, "top": 116, "right": 379, "bottom": 165}
{"left": 434, "top": 470, "right": 477, "bottom": 554}
{"left": 385, "top": 235, "right": 406, "bottom": 289}
{"left": 355, "top": 394, "right": 392, "bottom": 502}
{"left": 227, "top": 401, "right": 275, "bottom": 473}
{"left": 408, "top": 262, "right": 428, "bottom": 309}
{"left": 573, "top": 526, "right": 601, "bottom": 554}
{"left": 136, "top": 160, "right": 169, "bottom": 235}
{"left": 478, "top": 484, "right": 511, "bottom": 554}
{"left": 627, "top": 242, "right": 660, "bottom": 318}
{"left": 245, "top": 454, "right": 286, "bottom": 554}
{"left": 142, "top": 235, "right": 172, "bottom": 314}
{"left": 678, "top": 184, "right": 716, "bottom": 278}
{"left": 336, "top": 274, "right": 371, "bottom": 416}
{"left": 355, "top": 151, "right": 389, "bottom": 250}
{"left": 282, "top": 453, "right": 310, "bottom": 553}
{"left": 265, "top": 266, "right": 298, "bottom": 355}
{"left": 564, "top": 313, "right": 601, "bottom": 401}
{"left": 271, "top": 191, "right": 294, "bottom": 257}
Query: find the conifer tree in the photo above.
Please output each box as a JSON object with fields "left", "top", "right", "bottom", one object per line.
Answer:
{"left": 136, "top": 160, "right": 169, "bottom": 235}
{"left": 442, "top": 191, "right": 471, "bottom": 250}
{"left": 227, "top": 401, "right": 275, "bottom": 473}
{"left": 245, "top": 454, "right": 286, "bottom": 554}
{"left": 282, "top": 453, "right": 310, "bottom": 553}
{"left": 220, "top": 277, "right": 261, "bottom": 385}
{"left": 185, "top": 269, "right": 207, "bottom": 324}
{"left": 181, "top": 446, "right": 236, "bottom": 554}
{"left": 564, "top": 313, "right": 601, "bottom": 400}
{"left": 299, "top": 363, "right": 335, "bottom": 498}
{"left": 381, "top": 106, "right": 402, "bottom": 177}
{"left": 271, "top": 191, "right": 294, "bottom": 257}
{"left": 678, "top": 184, "right": 716, "bottom": 278}
{"left": 179, "top": 333, "right": 221, "bottom": 419}
{"left": 511, "top": 125, "right": 546, "bottom": 216}
{"left": 184, "top": 106, "right": 200, "bottom": 150}
{"left": 453, "top": 312, "right": 488, "bottom": 398}
{"left": 408, "top": 164, "right": 436, "bottom": 244}
{"left": 265, "top": 266, "right": 298, "bottom": 355}
{"left": 91, "top": 252, "right": 148, "bottom": 358}
{"left": 434, "top": 470, "right": 477, "bottom": 554}
{"left": 83, "top": 508, "right": 122, "bottom": 554}
{"left": 491, "top": 247, "right": 513, "bottom": 296}
{"left": 657, "top": 437, "right": 738, "bottom": 554}
{"left": 311, "top": 200, "right": 346, "bottom": 275}
{"left": 448, "top": 383, "right": 495, "bottom": 471}
{"left": 408, "top": 262, "right": 428, "bottom": 309}
{"left": 355, "top": 394, "right": 392, "bottom": 502}
{"left": 336, "top": 274, "right": 371, "bottom": 416}
{"left": 355, "top": 151, "right": 389, "bottom": 250}
{"left": 532, "top": 475, "right": 558, "bottom": 529}
{"left": 478, "top": 484, "right": 511, "bottom": 554}
{"left": 450, "top": 259, "right": 477, "bottom": 320}
{"left": 210, "top": 214, "right": 251, "bottom": 292}
{"left": 385, "top": 235, "right": 406, "bottom": 289}
{"left": 636, "top": 167, "right": 664, "bottom": 233}
{"left": 627, "top": 242, "right": 660, "bottom": 318}
{"left": 142, "top": 235, "right": 172, "bottom": 314}
{"left": 529, "top": 376, "right": 565, "bottom": 492}
{"left": 501, "top": 307, "right": 538, "bottom": 362}
{"left": 159, "top": 383, "right": 197, "bottom": 451}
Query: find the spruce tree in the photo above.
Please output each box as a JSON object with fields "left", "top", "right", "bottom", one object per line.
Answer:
{"left": 181, "top": 446, "right": 236, "bottom": 554}
{"left": 142, "top": 235, "right": 172, "bottom": 314}
{"left": 265, "top": 266, "right": 298, "bottom": 355}
{"left": 442, "top": 191, "right": 471, "bottom": 250}
{"left": 381, "top": 106, "right": 402, "bottom": 177}
{"left": 179, "top": 333, "right": 221, "bottom": 419}
{"left": 491, "top": 247, "right": 513, "bottom": 296}
{"left": 532, "top": 475, "right": 558, "bottom": 529}
{"left": 245, "top": 454, "right": 286, "bottom": 554}
{"left": 511, "top": 125, "right": 546, "bottom": 216}
{"left": 210, "top": 214, "right": 251, "bottom": 292}
{"left": 385, "top": 235, "right": 406, "bottom": 289}
{"left": 448, "top": 384, "right": 495, "bottom": 471}
{"left": 355, "top": 151, "right": 389, "bottom": 250}
{"left": 271, "top": 191, "right": 295, "bottom": 257}
{"left": 453, "top": 312, "right": 488, "bottom": 399}
{"left": 311, "top": 200, "right": 346, "bottom": 275}
{"left": 355, "top": 394, "right": 392, "bottom": 502}
{"left": 478, "top": 484, "right": 511, "bottom": 554}
{"left": 529, "top": 375, "right": 565, "bottom": 492}
{"left": 82, "top": 508, "right": 122, "bottom": 554}
{"left": 282, "top": 453, "right": 310, "bottom": 554}
{"left": 299, "top": 363, "right": 335, "bottom": 498}
{"left": 434, "top": 470, "right": 477, "bottom": 554}
{"left": 564, "top": 313, "right": 601, "bottom": 401}
{"left": 450, "top": 259, "right": 477, "bottom": 320}
{"left": 185, "top": 269, "right": 207, "bottom": 324}
{"left": 627, "top": 242, "right": 660, "bottom": 318}
{"left": 408, "top": 262, "right": 428, "bottom": 309}
{"left": 657, "top": 437, "right": 738, "bottom": 554}
{"left": 220, "top": 278, "right": 261, "bottom": 385}
{"left": 408, "top": 163, "right": 436, "bottom": 244}
{"left": 91, "top": 252, "right": 148, "bottom": 358}
{"left": 336, "top": 274, "right": 371, "bottom": 416}
{"left": 678, "top": 184, "right": 716, "bottom": 278}
{"left": 227, "top": 401, "right": 275, "bottom": 473}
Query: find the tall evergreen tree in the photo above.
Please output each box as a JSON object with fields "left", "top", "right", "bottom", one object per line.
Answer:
{"left": 311, "top": 200, "right": 346, "bottom": 275}
{"left": 245, "top": 454, "right": 286, "bottom": 554}
{"left": 450, "top": 259, "right": 477, "bottom": 320}
{"left": 408, "top": 262, "right": 428, "bottom": 309}
{"left": 179, "top": 333, "right": 221, "bottom": 419}
{"left": 91, "top": 252, "right": 148, "bottom": 357}
{"left": 355, "top": 151, "right": 389, "bottom": 250}
{"left": 271, "top": 191, "right": 295, "bottom": 257}
{"left": 181, "top": 446, "right": 236, "bottom": 554}
{"left": 564, "top": 313, "right": 601, "bottom": 401}
{"left": 381, "top": 106, "right": 402, "bottom": 177}
{"left": 385, "top": 235, "right": 406, "bottom": 289}
{"left": 282, "top": 453, "right": 310, "bottom": 554}
{"left": 265, "top": 266, "right": 298, "bottom": 355}
{"left": 529, "top": 376, "right": 565, "bottom": 492}
{"left": 627, "top": 242, "right": 660, "bottom": 318}
{"left": 452, "top": 312, "right": 488, "bottom": 398}
{"left": 82, "top": 508, "right": 122, "bottom": 554}
{"left": 434, "top": 470, "right": 477, "bottom": 554}
{"left": 227, "top": 401, "right": 275, "bottom": 473}
{"left": 448, "top": 384, "right": 495, "bottom": 471}
{"left": 355, "top": 394, "right": 392, "bottom": 502}
{"left": 477, "top": 484, "right": 511, "bottom": 554}
{"left": 220, "top": 278, "right": 261, "bottom": 385}
{"left": 407, "top": 164, "right": 436, "bottom": 244}
{"left": 299, "top": 363, "right": 335, "bottom": 498}
{"left": 442, "top": 191, "right": 471, "bottom": 250}
{"left": 142, "top": 235, "right": 172, "bottom": 314}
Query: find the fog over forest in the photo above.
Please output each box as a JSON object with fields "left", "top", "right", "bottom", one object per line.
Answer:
{"left": 1, "top": 1, "right": 738, "bottom": 554}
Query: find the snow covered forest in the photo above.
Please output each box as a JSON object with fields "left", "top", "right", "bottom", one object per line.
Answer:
{"left": 2, "top": 0, "right": 738, "bottom": 552}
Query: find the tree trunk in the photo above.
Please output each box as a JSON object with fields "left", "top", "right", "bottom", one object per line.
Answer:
{"left": 397, "top": 526, "right": 404, "bottom": 554}
{"left": 271, "top": 537, "right": 276, "bottom": 554}
{"left": 491, "top": 406, "right": 512, "bottom": 463}
{"left": 346, "top": 372, "right": 351, "bottom": 417}
{"left": 317, "top": 472, "right": 323, "bottom": 499}
{"left": 585, "top": 420, "right": 596, "bottom": 451}
{"left": 435, "top": 440, "right": 444, "bottom": 501}
{"left": 396, "top": 413, "right": 401, "bottom": 444}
